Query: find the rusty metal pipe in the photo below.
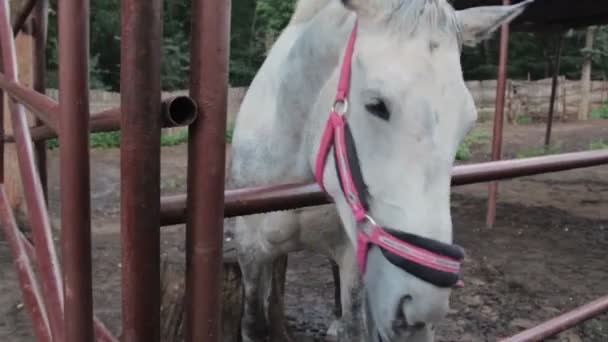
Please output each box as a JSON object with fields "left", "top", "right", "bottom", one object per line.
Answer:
{"left": 58, "top": 0, "right": 94, "bottom": 340}
{"left": 0, "top": 187, "right": 51, "bottom": 342}
{"left": 12, "top": 0, "right": 37, "bottom": 36}
{"left": 159, "top": 150, "right": 608, "bottom": 226}
{"left": 486, "top": 0, "right": 511, "bottom": 229}
{"left": 500, "top": 294, "right": 608, "bottom": 342}
{"left": 33, "top": 0, "right": 48, "bottom": 201}
{"left": 0, "top": 47, "right": 3, "bottom": 183}
{"left": 0, "top": 2, "right": 64, "bottom": 340}
{"left": 185, "top": 0, "right": 231, "bottom": 340}
{"left": 120, "top": 0, "right": 162, "bottom": 340}
{"left": 92, "top": 95, "right": 197, "bottom": 130}
{"left": 162, "top": 95, "right": 198, "bottom": 127}
{"left": 18, "top": 232, "right": 118, "bottom": 342}
{"left": 6, "top": 95, "right": 198, "bottom": 143}
{"left": 0, "top": 72, "right": 57, "bottom": 130}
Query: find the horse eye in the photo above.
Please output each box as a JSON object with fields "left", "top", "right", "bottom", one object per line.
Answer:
{"left": 365, "top": 99, "right": 390, "bottom": 121}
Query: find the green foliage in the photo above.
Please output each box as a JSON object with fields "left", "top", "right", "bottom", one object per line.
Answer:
{"left": 462, "top": 29, "right": 608, "bottom": 81}
{"left": 46, "top": 132, "right": 120, "bottom": 150}
{"left": 41, "top": 2, "right": 608, "bottom": 91}
{"left": 456, "top": 128, "right": 490, "bottom": 161}
{"left": 229, "top": 0, "right": 296, "bottom": 85}
{"left": 46, "top": 126, "right": 236, "bottom": 149}
{"left": 515, "top": 116, "right": 533, "bottom": 125}
{"left": 516, "top": 144, "right": 562, "bottom": 158}
{"left": 589, "top": 139, "right": 608, "bottom": 150}
{"left": 225, "top": 124, "right": 235, "bottom": 144}
{"left": 455, "top": 144, "right": 471, "bottom": 161}
{"left": 590, "top": 104, "right": 608, "bottom": 119}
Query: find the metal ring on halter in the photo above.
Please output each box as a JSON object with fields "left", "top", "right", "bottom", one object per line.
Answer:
{"left": 364, "top": 214, "right": 378, "bottom": 227}
{"left": 332, "top": 98, "right": 349, "bottom": 115}
{"left": 360, "top": 214, "right": 378, "bottom": 237}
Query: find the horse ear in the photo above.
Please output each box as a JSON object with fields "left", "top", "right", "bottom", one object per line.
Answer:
{"left": 456, "top": 0, "right": 534, "bottom": 46}
{"left": 341, "top": 0, "right": 381, "bottom": 18}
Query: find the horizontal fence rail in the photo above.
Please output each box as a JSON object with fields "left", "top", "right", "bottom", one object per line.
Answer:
{"left": 160, "top": 150, "right": 608, "bottom": 226}
{"left": 0, "top": 72, "right": 57, "bottom": 131}
{"left": 500, "top": 294, "right": 608, "bottom": 342}
{"left": 2, "top": 95, "right": 197, "bottom": 143}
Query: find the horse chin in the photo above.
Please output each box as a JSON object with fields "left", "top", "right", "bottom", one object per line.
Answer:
{"left": 361, "top": 247, "right": 445, "bottom": 342}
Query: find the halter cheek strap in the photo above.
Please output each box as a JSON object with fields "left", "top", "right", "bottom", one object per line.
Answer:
{"left": 314, "top": 21, "right": 465, "bottom": 289}
{"left": 315, "top": 22, "right": 366, "bottom": 221}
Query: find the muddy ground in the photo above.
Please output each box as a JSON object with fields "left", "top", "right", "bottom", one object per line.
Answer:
{"left": 1, "top": 120, "right": 607, "bottom": 341}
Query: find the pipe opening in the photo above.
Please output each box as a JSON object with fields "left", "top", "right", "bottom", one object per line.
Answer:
{"left": 162, "top": 96, "right": 198, "bottom": 127}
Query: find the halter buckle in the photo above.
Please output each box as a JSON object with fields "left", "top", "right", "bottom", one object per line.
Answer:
{"left": 331, "top": 98, "right": 349, "bottom": 115}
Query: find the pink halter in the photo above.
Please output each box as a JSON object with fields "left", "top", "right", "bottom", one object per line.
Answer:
{"left": 314, "top": 22, "right": 464, "bottom": 288}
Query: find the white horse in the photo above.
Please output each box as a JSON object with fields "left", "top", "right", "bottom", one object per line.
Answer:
{"left": 226, "top": 0, "right": 533, "bottom": 341}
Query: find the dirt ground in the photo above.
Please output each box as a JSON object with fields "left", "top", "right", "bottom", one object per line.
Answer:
{"left": 1, "top": 120, "right": 607, "bottom": 341}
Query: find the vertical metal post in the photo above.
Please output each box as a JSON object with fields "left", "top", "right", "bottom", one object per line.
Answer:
{"left": 120, "top": 0, "right": 162, "bottom": 340}
{"left": 545, "top": 33, "right": 564, "bottom": 149}
{"left": 186, "top": 0, "right": 231, "bottom": 340}
{"left": 0, "top": 47, "right": 3, "bottom": 184}
{"left": 58, "top": 0, "right": 94, "bottom": 341}
{"left": 33, "top": 0, "right": 48, "bottom": 200}
{"left": 486, "top": 0, "right": 511, "bottom": 229}
{"left": 0, "top": 2, "right": 64, "bottom": 340}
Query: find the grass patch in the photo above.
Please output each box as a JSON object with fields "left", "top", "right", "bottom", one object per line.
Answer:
{"left": 589, "top": 139, "right": 608, "bottom": 150}
{"left": 47, "top": 132, "right": 121, "bottom": 150}
{"left": 46, "top": 125, "right": 236, "bottom": 150}
{"left": 590, "top": 104, "right": 608, "bottom": 120}
{"left": 456, "top": 128, "right": 490, "bottom": 161}
{"left": 225, "top": 124, "right": 235, "bottom": 144}
{"left": 515, "top": 115, "right": 533, "bottom": 125}
{"left": 516, "top": 143, "right": 562, "bottom": 158}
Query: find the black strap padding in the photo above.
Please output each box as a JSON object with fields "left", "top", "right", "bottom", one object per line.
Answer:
{"left": 382, "top": 227, "right": 465, "bottom": 260}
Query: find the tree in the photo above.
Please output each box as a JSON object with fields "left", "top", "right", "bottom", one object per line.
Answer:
{"left": 578, "top": 26, "right": 597, "bottom": 120}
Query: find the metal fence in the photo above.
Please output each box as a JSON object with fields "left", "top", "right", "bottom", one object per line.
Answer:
{"left": 0, "top": 1, "right": 607, "bottom": 341}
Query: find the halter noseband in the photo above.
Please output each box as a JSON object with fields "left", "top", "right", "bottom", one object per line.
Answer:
{"left": 314, "top": 22, "right": 465, "bottom": 289}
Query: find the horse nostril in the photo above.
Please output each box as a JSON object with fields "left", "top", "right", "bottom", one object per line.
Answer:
{"left": 393, "top": 295, "right": 427, "bottom": 334}
{"left": 392, "top": 295, "right": 412, "bottom": 331}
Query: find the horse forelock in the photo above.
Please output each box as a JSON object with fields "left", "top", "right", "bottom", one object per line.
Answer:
{"left": 383, "top": 0, "right": 463, "bottom": 47}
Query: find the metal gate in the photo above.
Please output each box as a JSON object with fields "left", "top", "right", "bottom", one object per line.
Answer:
{"left": 0, "top": 0, "right": 607, "bottom": 341}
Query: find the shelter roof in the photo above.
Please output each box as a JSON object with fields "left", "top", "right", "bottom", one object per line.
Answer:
{"left": 451, "top": 0, "right": 608, "bottom": 31}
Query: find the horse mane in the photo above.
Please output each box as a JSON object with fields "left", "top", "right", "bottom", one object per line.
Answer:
{"left": 289, "top": 0, "right": 462, "bottom": 45}
{"left": 288, "top": 0, "right": 332, "bottom": 25}
{"left": 384, "top": 0, "right": 463, "bottom": 45}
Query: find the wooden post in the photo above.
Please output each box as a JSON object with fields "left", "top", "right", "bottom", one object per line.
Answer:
{"left": 545, "top": 32, "right": 564, "bottom": 149}
{"left": 578, "top": 26, "right": 597, "bottom": 121}
{"left": 3, "top": 0, "right": 34, "bottom": 226}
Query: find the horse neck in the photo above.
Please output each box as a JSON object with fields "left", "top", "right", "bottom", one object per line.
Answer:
{"left": 229, "top": 4, "right": 356, "bottom": 188}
